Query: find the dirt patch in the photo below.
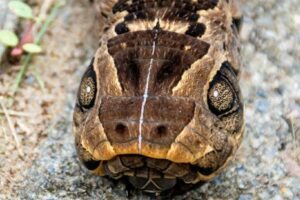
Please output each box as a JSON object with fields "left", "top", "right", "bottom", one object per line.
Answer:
{"left": 0, "top": 0, "right": 98, "bottom": 197}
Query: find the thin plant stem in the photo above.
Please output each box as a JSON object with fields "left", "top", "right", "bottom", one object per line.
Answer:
{"left": 32, "top": 66, "right": 45, "bottom": 91}
{"left": 9, "top": 1, "right": 63, "bottom": 105}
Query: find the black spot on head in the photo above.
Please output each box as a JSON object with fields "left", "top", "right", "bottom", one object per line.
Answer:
{"left": 185, "top": 23, "right": 206, "bottom": 37}
{"left": 115, "top": 22, "right": 129, "bottom": 34}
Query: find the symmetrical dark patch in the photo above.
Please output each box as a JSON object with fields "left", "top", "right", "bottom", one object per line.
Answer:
{"left": 112, "top": 0, "right": 218, "bottom": 23}
{"left": 99, "top": 96, "right": 195, "bottom": 145}
{"left": 107, "top": 30, "right": 210, "bottom": 96}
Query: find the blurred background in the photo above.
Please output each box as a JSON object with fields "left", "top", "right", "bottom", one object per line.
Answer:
{"left": 0, "top": 0, "right": 299, "bottom": 199}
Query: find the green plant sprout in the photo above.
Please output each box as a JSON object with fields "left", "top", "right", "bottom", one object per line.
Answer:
{"left": 0, "top": 1, "right": 42, "bottom": 54}
{"left": 0, "top": 30, "right": 19, "bottom": 47}
{"left": 0, "top": 0, "right": 65, "bottom": 106}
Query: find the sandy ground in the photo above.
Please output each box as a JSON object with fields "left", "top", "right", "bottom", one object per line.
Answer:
{"left": 0, "top": 0, "right": 299, "bottom": 199}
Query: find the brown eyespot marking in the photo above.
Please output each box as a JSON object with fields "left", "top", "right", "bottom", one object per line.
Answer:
{"left": 208, "top": 79, "right": 234, "bottom": 113}
{"left": 78, "top": 67, "right": 97, "bottom": 109}
{"left": 208, "top": 64, "right": 237, "bottom": 115}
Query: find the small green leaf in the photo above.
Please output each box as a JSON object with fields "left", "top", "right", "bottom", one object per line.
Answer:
{"left": 23, "top": 43, "right": 42, "bottom": 53}
{"left": 0, "top": 30, "right": 19, "bottom": 46}
{"left": 9, "top": 1, "right": 33, "bottom": 19}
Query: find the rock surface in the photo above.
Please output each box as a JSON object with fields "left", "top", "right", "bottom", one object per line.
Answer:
{"left": 1, "top": 0, "right": 299, "bottom": 199}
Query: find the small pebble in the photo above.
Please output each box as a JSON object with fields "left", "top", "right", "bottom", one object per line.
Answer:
{"left": 256, "top": 99, "right": 270, "bottom": 113}
{"left": 238, "top": 194, "right": 253, "bottom": 200}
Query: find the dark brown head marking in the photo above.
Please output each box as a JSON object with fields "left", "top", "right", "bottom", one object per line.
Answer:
{"left": 107, "top": 30, "right": 210, "bottom": 95}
